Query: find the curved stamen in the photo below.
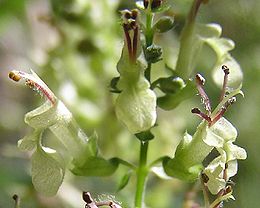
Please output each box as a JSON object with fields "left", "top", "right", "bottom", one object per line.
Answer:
{"left": 9, "top": 70, "right": 57, "bottom": 105}
{"left": 219, "top": 65, "right": 230, "bottom": 102}
{"left": 195, "top": 74, "right": 211, "bottom": 113}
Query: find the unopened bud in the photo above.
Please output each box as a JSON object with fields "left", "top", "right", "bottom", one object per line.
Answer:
{"left": 154, "top": 16, "right": 174, "bottom": 33}
{"left": 145, "top": 44, "right": 162, "bottom": 63}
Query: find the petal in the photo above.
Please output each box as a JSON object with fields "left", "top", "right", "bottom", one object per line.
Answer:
{"left": 209, "top": 117, "right": 237, "bottom": 143}
{"left": 224, "top": 141, "right": 247, "bottom": 161}
{"left": 31, "top": 145, "right": 65, "bottom": 196}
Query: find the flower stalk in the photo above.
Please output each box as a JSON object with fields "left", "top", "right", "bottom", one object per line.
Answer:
{"left": 135, "top": 141, "right": 149, "bottom": 208}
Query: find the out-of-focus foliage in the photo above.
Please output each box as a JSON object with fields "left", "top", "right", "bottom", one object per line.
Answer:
{"left": 0, "top": 0, "right": 259, "bottom": 207}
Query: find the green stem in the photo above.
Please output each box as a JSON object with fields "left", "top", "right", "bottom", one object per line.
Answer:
{"left": 175, "top": 0, "right": 203, "bottom": 78}
{"left": 144, "top": 11, "right": 154, "bottom": 82}
{"left": 135, "top": 141, "right": 149, "bottom": 208}
{"left": 200, "top": 176, "right": 210, "bottom": 208}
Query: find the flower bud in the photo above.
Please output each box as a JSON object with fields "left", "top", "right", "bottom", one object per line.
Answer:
{"left": 145, "top": 44, "right": 162, "bottom": 63}
{"left": 154, "top": 16, "right": 174, "bottom": 33}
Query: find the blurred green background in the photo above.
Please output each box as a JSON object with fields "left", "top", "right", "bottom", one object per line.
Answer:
{"left": 0, "top": 0, "right": 259, "bottom": 207}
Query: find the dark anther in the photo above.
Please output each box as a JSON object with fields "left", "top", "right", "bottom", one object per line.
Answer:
{"left": 191, "top": 108, "right": 211, "bottom": 123}
{"left": 201, "top": 172, "right": 209, "bottom": 183}
{"left": 82, "top": 192, "right": 93, "bottom": 204}
{"left": 151, "top": 0, "right": 163, "bottom": 9}
{"left": 144, "top": 0, "right": 149, "bottom": 8}
{"left": 225, "top": 163, "right": 229, "bottom": 169}
{"left": 222, "top": 65, "right": 230, "bottom": 75}
{"left": 225, "top": 185, "right": 232, "bottom": 194}
{"left": 124, "top": 11, "right": 131, "bottom": 19}
{"left": 191, "top": 108, "right": 201, "bottom": 114}
{"left": 131, "top": 9, "right": 138, "bottom": 19}
{"left": 12, "top": 194, "right": 18, "bottom": 201}
{"left": 195, "top": 74, "right": 205, "bottom": 86}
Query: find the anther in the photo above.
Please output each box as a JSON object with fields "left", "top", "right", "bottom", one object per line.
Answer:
{"left": 225, "top": 185, "right": 232, "bottom": 194}
{"left": 195, "top": 74, "right": 211, "bottom": 113}
{"left": 220, "top": 65, "right": 230, "bottom": 101}
{"left": 143, "top": 0, "right": 149, "bottom": 9}
{"left": 195, "top": 73, "right": 205, "bottom": 86}
{"left": 191, "top": 107, "right": 201, "bottom": 114}
{"left": 191, "top": 108, "right": 212, "bottom": 123}
{"left": 201, "top": 172, "right": 209, "bottom": 183}
{"left": 131, "top": 9, "right": 138, "bottom": 20}
{"left": 222, "top": 65, "right": 230, "bottom": 75}
{"left": 9, "top": 71, "right": 21, "bottom": 82}
{"left": 210, "top": 97, "right": 236, "bottom": 126}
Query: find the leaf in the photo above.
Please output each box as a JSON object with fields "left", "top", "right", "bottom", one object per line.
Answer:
{"left": 71, "top": 157, "right": 119, "bottom": 177}
{"left": 117, "top": 171, "right": 132, "bottom": 192}
{"left": 224, "top": 142, "right": 247, "bottom": 161}
{"left": 31, "top": 146, "right": 65, "bottom": 196}
{"left": 157, "top": 79, "right": 197, "bottom": 110}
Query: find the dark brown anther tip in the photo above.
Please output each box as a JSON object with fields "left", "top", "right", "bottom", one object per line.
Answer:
{"left": 229, "top": 97, "right": 236, "bottom": 104}
{"left": 143, "top": 0, "right": 149, "bottom": 8}
{"left": 224, "top": 185, "right": 232, "bottom": 195}
{"left": 195, "top": 73, "right": 205, "bottom": 85}
{"left": 9, "top": 71, "right": 21, "bottom": 82}
{"left": 151, "top": 0, "right": 163, "bottom": 9}
{"left": 82, "top": 192, "right": 93, "bottom": 204}
{"left": 124, "top": 11, "right": 131, "bottom": 19}
{"left": 201, "top": 172, "right": 209, "bottom": 183}
{"left": 131, "top": 9, "right": 138, "bottom": 19}
{"left": 191, "top": 108, "right": 201, "bottom": 114}
{"left": 222, "top": 65, "right": 230, "bottom": 75}
{"left": 12, "top": 194, "right": 18, "bottom": 201}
